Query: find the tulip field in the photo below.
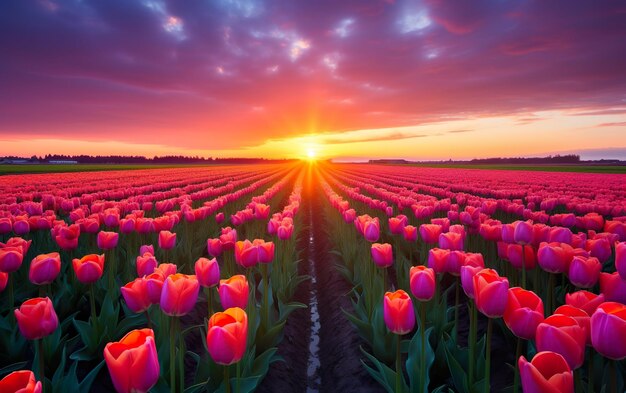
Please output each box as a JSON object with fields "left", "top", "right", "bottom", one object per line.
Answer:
{"left": 0, "top": 162, "right": 625, "bottom": 393}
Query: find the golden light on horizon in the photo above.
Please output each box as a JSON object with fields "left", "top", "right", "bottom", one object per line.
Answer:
{"left": 307, "top": 148, "right": 316, "bottom": 159}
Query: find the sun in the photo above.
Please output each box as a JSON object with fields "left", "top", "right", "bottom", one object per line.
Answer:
{"left": 307, "top": 149, "right": 317, "bottom": 160}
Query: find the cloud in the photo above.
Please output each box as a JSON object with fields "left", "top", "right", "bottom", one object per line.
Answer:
{"left": 597, "top": 122, "right": 626, "bottom": 127}
{"left": 322, "top": 131, "right": 427, "bottom": 145}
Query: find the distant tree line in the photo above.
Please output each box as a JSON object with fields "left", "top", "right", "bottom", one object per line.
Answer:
{"left": 467, "top": 154, "right": 581, "bottom": 164}
{"left": 1, "top": 154, "right": 296, "bottom": 164}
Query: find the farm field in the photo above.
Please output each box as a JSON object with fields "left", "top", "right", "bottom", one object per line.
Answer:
{"left": 0, "top": 162, "right": 625, "bottom": 392}
{"left": 0, "top": 164, "right": 217, "bottom": 176}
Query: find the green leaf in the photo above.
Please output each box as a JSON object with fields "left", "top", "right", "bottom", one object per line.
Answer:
{"left": 0, "top": 361, "right": 28, "bottom": 378}
{"left": 360, "top": 346, "right": 397, "bottom": 393}
{"left": 406, "top": 327, "right": 435, "bottom": 393}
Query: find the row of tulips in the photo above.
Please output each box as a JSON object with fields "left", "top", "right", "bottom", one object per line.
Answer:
{"left": 318, "top": 163, "right": 625, "bottom": 393}
{"left": 0, "top": 164, "right": 308, "bottom": 392}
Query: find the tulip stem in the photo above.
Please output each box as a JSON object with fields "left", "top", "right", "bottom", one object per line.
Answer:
{"left": 610, "top": 359, "right": 616, "bottom": 393}
{"left": 108, "top": 249, "right": 116, "bottom": 291}
{"left": 396, "top": 333, "right": 402, "bottom": 393}
{"left": 170, "top": 317, "right": 177, "bottom": 393}
{"left": 521, "top": 245, "right": 526, "bottom": 288}
{"left": 261, "top": 263, "right": 269, "bottom": 328}
{"left": 144, "top": 310, "right": 152, "bottom": 330}
{"left": 513, "top": 337, "right": 522, "bottom": 393}
{"left": 8, "top": 274, "right": 14, "bottom": 319}
{"left": 236, "top": 361, "right": 241, "bottom": 393}
{"left": 587, "top": 349, "right": 593, "bottom": 392}
{"left": 420, "top": 302, "right": 426, "bottom": 393}
{"left": 37, "top": 338, "right": 45, "bottom": 386}
{"left": 454, "top": 277, "right": 460, "bottom": 340}
{"left": 468, "top": 302, "right": 476, "bottom": 388}
{"left": 224, "top": 365, "right": 231, "bottom": 393}
{"left": 484, "top": 318, "right": 492, "bottom": 393}
{"left": 89, "top": 284, "right": 97, "bottom": 323}
{"left": 547, "top": 273, "right": 555, "bottom": 314}
{"left": 206, "top": 287, "right": 213, "bottom": 317}
{"left": 382, "top": 268, "right": 387, "bottom": 292}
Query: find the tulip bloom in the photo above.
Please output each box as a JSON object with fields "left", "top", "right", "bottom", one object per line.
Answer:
{"left": 518, "top": 351, "right": 573, "bottom": 393}
{"left": 256, "top": 240, "right": 275, "bottom": 264}
{"left": 160, "top": 274, "right": 199, "bottom": 316}
{"left": 568, "top": 256, "right": 601, "bottom": 288}
{"left": 537, "top": 242, "right": 570, "bottom": 274}
{"left": 473, "top": 269, "right": 509, "bottom": 318}
{"left": 0, "top": 246, "right": 24, "bottom": 273}
{"left": 14, "top": 297, "right": 59, "bottom": 340}
{"left": 616, "top": 241, "right": 626, "bottom": 280}
{"left": 121, "top": 278, "right": 152, "bottom": 313}
{"left": 536, "top": 315, "right": 586, "bottom": 369}
{"left": 565, "top": 290, "right": 604, "bottom": 316}
{"left": 158, "top": 230, "right": 176, "bottom": 250}
{"left": 29, "top": 252, "right": 61, "bottom": 285}
{"left": 403, "top": 225, "right": 417, "bottom": 242}
{"left": 590, "top": 302, "right": 626, "bottom": 360}
{"left": 206, "top": 307, "right": 248, "bottom": 365}
{"left": 207, "top": 238, "right": 223, "bottom": 257}
{"left": 388, "top": 216, "right": 406, "bottom": 235}
{"left": 371, "top": 243, "right": 393, "bottom": 268}
{"left": 215, "top": 212, "right": 225, "bottom": 224}
{"left": 503, "top": 287, "right": 544, "bottom": 340}
{"left": 104, "top": 328, "right": 160, "bottom": 393}
{"left": 409, "top": 266, "right": 435, "bottom": 301}
{"left": 145, "top": 273, "right": 165, "bottom": 305}
{"left": 234, "top": 240, "right": 259, "bottom": 268}
{"left": 0, "top": 370, "right": 42, "bottom": 393}
{"left": 72, "top": 254, "right": 105, "bottom": 284}
{"left": 195, "top": 257, "right": 220, "bottom": 288}
{"left": 219, "top": 275, "right": 249, "bottom": 309}
{"left": 554, "top": 305, "right": 591, "bottom": 346}
{"left": 599, "top": 272, "right": 626, "bottom": 304}
{"left": 154, "top": 263, "right": 177, "bottom": 279}
{"left": 277, "top": 222, "right": 294, "bottom": 240}
{"left": 438, "top": 232, "right": 463, "bottom": 251}
{"left": 420, "top": 224, "right": 442, "bottom": 244}
{"left": 514, "top": 220, "right": 533, "bottom": 245}
{"left": 219, "top": 227, "right": 237, "bottom": 250}
{"left": 506, "top": 244, "right": 537, "bottom": 270}
{"left": 139, "top": 244, "right": 154, "bottom": 256}
{"left": 97, "top": 231, "right": 119, "bottom": 250}
{"left": 427, "top": 248, "right": 450, "bottom": 274}
{"left": 136, "top": 253, "right": 158, "bottom": 277}
{"left": 383, "top": 290, "right": 415, "bottom": 334}
{"left": 363, "top": 218, "right": 380, "bottom": 242}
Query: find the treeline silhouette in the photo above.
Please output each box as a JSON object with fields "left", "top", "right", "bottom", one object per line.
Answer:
{"left": 2, "top": 154, "right": 295, "bottom": 164}
{"left": 371, "top": 154, "right": 586, "bottom": 165}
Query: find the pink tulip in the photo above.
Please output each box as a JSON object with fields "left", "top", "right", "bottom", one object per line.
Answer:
{"left": 29, "top": 252, "right": 61, "bottom": 285}
{"left": 195, "top": 257, "right": 220, "bottom": 288}
{"left": 158, "top": 230, "right": 176, "bottom": 250}
{"left": 160, "top": 274, "right": 199, "bottom": 316}
{"left": 409, "top": 266, "right": 435, "bottom": 301}
{"left": 565, "top": 290, "right": 605, "bottom": 316}
{"left": 97, "top": 231, "right": 119, "bottom": 250}
{"left": 568, "top": 256, "right": 601, "bottom": 288}
{"left": 383, "top": 290, "right": 415, "bottom": 334}
{"left": 599, "top": 272, "right": 626, "bottom": 304}
{"left": 371, "top": 243, "right": 393, "bottom": 268}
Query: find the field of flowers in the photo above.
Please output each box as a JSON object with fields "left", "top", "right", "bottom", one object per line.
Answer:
{"left": 0, "top": 162, "right": 625, "bottom": 393}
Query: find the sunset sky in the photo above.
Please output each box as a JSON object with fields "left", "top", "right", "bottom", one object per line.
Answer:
{"left": 1, "top": 0, "right": 626, "bottom": 160}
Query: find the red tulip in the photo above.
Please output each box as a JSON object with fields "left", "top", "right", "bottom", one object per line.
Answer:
{"left": 97, "top": 231, "right": 119, "bottom": 250}
{"left": 504, "top": 287, "right": 544, "bottom": 340}
{"left": 616, "top": 241, "right": 626, "bottom": 280}
{"left": 554, "top": 305, "right": 591, "bottom": 346}
{"left": 438, "top": 232, "right": 463, "bottom": 251}
{"left": 403, "top": 225, "right": 417, "bottom": 242}
{"left": 72, "top": 254, "right": 105, "bottom": 284}
{"left": 104, "top": 328, "right": 160, "bottom": 393}
{"left": 599, "top": 272, "right": 626, "bottom": 304}
{"left": 388, "top": 216, "right": 407, "bottom": 235}
{"left": 139, "top": 244, "right": 154, "bottom": 256}
{"left": 0, "top": 370, "right": 42, "bottom": 393}
{"left": 427, "top": 248, "right": 450, "bottom": 274}
{"left": 29, "top": 252, "right": 61, "bottom": 285}
{"left": 518, "top": 351, "right": 573, "bottom": 393}
{"left": 506, "top": 244, "right": 536, "bottom": 270}
{"left": 584, "top": 238, "right": 611, "bottom": 263}
{"left": 537, "top": 242, "right": 571, "bottom": 274}
{"left": 235, "top": 240, "right": 258, "bottom": 268}
{"left": 0, "top": 271, "right": 7, "bottom": 292}
{"left": 206, "top": 307, "right": 248, "bottom": 365}
{"left": 219, "top": 275, "right": 249, "bottom": 309}
{"left": 154, "top": 263, "right": 177, "bottom": 279}
{"left": 256, "top": 240, "right": 275, "bottom": 264}
{"left": 207, "top": 238, "right": 223, "bottom": 257}
{"left": 136, "top": 253, "right": 157, "bottom": 277}
{"left": 219, "top": 227, "right": 237, "bottom": 250}
{"left": 145, "top": 272, "right": 165, "bottom": 304}
{"left": 536, "top": 314, "right": 586, "bottom": 369}
{"left": 461, "top": 255, "right": 484, "bottom": 294}
{"left": 371, "top": 243, "right": 393, "bottom": 268}
{"left": 215, "top": 212, "right": 225, "bottom": 224}
{"left": 591, "top": 302, "right": 626, "bottom": 360}
{"left": 568, "top": 256, "right": 601, "bottom": 288}
{"left": 158, "top": 230, "right": 176, "bottom": 250}
{"left": 14, "top": 297, "right": 58, "bottom": 340}
{"left": 195, "top": 257, "right": 220, "bottom": 288}
{"left": 473, "top": 269, "right": 509, "bottom": 318}
{"left": 121, "top": 278, "right": 152, "bottom": 313}
{"left": 548, "top": 227, "right": 573, "bottom": 244}
{"left": 514, "top": 220, "right": 533, "bottom": 245}
{"left": 0, "top": 246, "right": 23, "bottom": 273}
{"left": 420, "top": 224, "right": 442, "bottom": 244}
{"left": 119, "top": 218, "right": 136, "bottom": 234}
{"left": 383, "top": 290, "right": 415, "bottom": 334}
{"left": 363, "top": 218, "right": 380, "bottom": 242}
{"left": 565, "top": 290, "right": 605, "bottom": 316}
{"left": 160, "top": 274, "right": 199, "bottom": 316}
{"left": 409, "top": 265, "right": 435, "bottom": 301}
